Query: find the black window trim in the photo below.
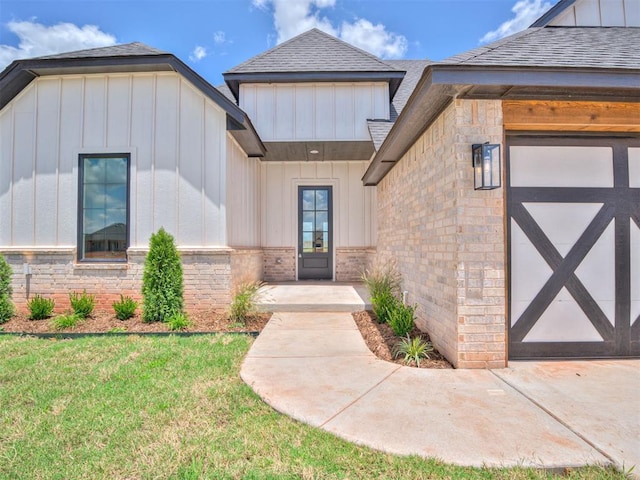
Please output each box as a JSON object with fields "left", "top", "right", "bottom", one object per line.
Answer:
{"left": 77, "top": 153, "right": 131, "bottom": 263}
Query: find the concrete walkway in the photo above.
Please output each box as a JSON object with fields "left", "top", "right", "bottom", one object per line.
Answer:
{"left": 241, "top": 311, "right": 640, "bottom": 471}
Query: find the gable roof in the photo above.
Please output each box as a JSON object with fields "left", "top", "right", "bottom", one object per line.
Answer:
{"left": 223, "top": 28, "right": 405, "bottom": 100}
{"left": 363, "top": 26, "right": 640, "bottom": 185}
{"left": 0, "top": 42, "right": 265, "bottom": 157}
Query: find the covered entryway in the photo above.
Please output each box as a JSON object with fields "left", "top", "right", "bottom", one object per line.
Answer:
{"left": 298, "top": 186, "right": 333, "bottom": 279}
{"left": 508, "top": 136, "right": 640, "bottom": 359}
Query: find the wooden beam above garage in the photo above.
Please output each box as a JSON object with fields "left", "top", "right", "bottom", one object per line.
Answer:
{"left": 503, "top": 100, "right": 640, "bottom": 133}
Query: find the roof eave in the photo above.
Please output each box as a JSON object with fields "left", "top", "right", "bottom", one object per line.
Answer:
{"left": 362, "top": 64, "right": 640, "bottom": 186}
{"left": 0, "top": 53, "right": 265, "bottom": 157}
{"left": 223, "top": 70, "right": 406, "bottom": 102}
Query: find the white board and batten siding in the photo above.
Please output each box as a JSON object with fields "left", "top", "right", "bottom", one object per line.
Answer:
{"left": 240, "top": 83, "right": 389, "bottom": 142}
{"left": 261, "top": 161, "right": 376, "bottom": 248}
{"left": 0, "top": 72, "right": 230, "bottom": 249}
{"left": 226, "top": 135, "right": 260, "bottom": 247}
{"left": 550, "top": 0, "right": 640, "bottom": 26}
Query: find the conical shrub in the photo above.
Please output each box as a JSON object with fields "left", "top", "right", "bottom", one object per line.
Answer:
{"left": 142, "top": 228, "right": 184, "bottom": 322}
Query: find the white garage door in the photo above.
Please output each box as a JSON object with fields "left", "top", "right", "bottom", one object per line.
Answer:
{"left": 508, "top": 136, "right": 640, "bottom": 359}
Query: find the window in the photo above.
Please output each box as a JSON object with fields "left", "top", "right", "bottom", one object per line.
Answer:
{"left": 78, "top": 154, "right": 130, "bottom": 262}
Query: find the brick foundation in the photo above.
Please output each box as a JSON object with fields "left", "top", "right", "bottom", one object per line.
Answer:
{"left": 263, "top": 247, "right": 296, "bottom": 281}
{"left": 335, "top": 247, "right": 375, "bottom": 281}
{"left": 2, "top": 247, "right": 262, "bottom": 314}
{"left": 375, "top": 99, "right": 507, "bottom": 369}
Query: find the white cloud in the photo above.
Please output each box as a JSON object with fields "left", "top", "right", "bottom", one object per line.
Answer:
{"left": 341, "top": 18, "right": 407, "bottom": 59}
{"left": 480, "top": 0, "right": 552, "bottom": 44}
{"left": 0, "top": 20, "right": 116, "bottom": 69}
{"left": 213, "top": 31, "right": 227, "bottom": 45}
{"left": 189, "top": 45, "right": 207, "bottom": 62}
{"left": 253, "top": 0, "right": 407, "bottom": 59}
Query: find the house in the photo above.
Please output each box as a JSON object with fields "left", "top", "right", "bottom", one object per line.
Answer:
{"left": 1, "top": 0, "right": 638, "bottom": 367}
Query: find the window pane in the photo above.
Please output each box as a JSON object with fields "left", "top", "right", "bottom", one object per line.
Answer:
{"left": 83, "top": 209, "right": 106, "bottom": 234}
{"left": 84, "top": 184, "right": 105, "bottom": 209}
{"left": 302, "top": 189, "right": 315, "bottom": 211}
{"left": 105, "top": 185, "right": 126, "bottom": 209}
{"left": 302, "top": 212, "right": 315, "bottom": 232}
{"left": 106, "top": 158, "right": 128, "bottom": 183}
{"left": 302, "top": 232, "right": 313, "bottom": 252}
{"left": 316, "top": 212, "right": 328, "bottom": 232}
{"left": 315, "top": 190, "right": 328, "bottom": 210}
{"left": 83, "top": 158, "right": 106, "bottom": 184}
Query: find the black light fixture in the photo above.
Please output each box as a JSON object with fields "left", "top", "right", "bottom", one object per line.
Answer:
{"left": 472, "top": 143, "right": 501, "bottom": 190}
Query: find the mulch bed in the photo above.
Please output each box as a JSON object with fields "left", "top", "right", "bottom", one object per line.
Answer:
{"left": 2, "top": 308, "right": 451, "bottom": 369}
{"left": 0, "top": 310, "right": 271, "bottom": 334}
{"left": 352, "top": 311, "right": 452, "bottom": 369}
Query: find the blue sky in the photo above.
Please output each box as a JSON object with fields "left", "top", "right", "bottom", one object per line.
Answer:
{"left": 0, "top": 0, "right": 558, "bottom": 86}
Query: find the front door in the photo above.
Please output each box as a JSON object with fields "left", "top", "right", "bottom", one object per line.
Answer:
{"left": 298, "top": 186, "right": 332, "bottom": 280}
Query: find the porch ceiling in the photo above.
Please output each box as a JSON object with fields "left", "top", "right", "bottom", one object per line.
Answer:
{"left": 261, "top": 141, "right": 374, "bottom": 162}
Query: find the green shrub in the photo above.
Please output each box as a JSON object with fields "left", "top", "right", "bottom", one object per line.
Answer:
{"left": 0, "top": 254, "right": 14, "bottom": 323}
{"left": 371, "top": 290, "right": 399, "bottom": 324}
{"left": 113, "top": 295, "right": 138, "bottom": 320}
{"left": 166, "top": 312, "right": 191, "bottom": 331}
{"left": 388, "top": 302, "right": 416, "bottom": 337}
{"left": 69, "top": 290, "right": 95, "bottom": 318}
{"left": 229, "top": 281, "right": 264, "bottom": 324}
{"left": 142, "top": 228, "right": 184, "bottom": 322}
{"left": 393, "top": 335, "right": 434, "bottom": 367}
{"left": 51, "top": 313, "right": 82, "bottom": 331}
{"left": 361, "top": 261, "right": 401, "bottom": 299}
{"left": 28, "top": 295, "right": 55, "bottom": 320}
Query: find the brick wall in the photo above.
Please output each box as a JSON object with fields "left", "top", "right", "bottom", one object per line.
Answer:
{"left": 335, "top": 247, "right": 375, "bottom": 281}
{"left": 1, "top": 247, "right": 255, "bottom": 314}
{"left": 376, "top": 99, "right": 506, "bottom": 369}
{"left": 263, "top": 247, "right": 296, "bottom": 281}
{"left": 230, "top": 248, "right": 264, "bottom": 291}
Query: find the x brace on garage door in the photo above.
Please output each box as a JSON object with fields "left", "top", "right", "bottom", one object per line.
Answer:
{"left": 507, "top": 136, "right": 640, "bottom": 359}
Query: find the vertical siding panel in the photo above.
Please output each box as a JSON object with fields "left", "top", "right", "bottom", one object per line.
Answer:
{"left": 256, "top": 86, "right": 275, "bottom": 141}
{"left": 354, "top": 86, "right": 374, "bottom": 139}
{"left": 600, "top": 0, "right": 625, "bottom": 25}
{"left": 153, "top": 74, "right": 179, "bottom": 235}
{"left": 106, "top": 76, "right": 131, "bottom": 147}
{"left": 373, "top": 83, "right": 389, "bottom": 119}
{"left": 348, "top": 162, "right": 364, "bottom": 246}
{"left": 295, "top": 85, "right": 314, "bottom": 140}
{"left": 203, "top": 102, "right": 225, "bottom": 246}
{"left": 315, "top": 85, "right": 334, "bottom": 139}
{"left": 332, "top": 162, "right": 349, "bottom": 247}
{"left": 625, "top": 0, "right": 640, "bottom": 26}
{"left": 130, "top": 74, "right": 154, "bottom": 246}
{"left": 275, "top": 85, "right": 295, "bottom": 139}
{"left": 83, "top": 77, "right": 106, "bottom": 147}
{"left": 12, "top": 86, "right": 36, "bottom": 245}
{"left": 575, "top": 0, "right": 602, "bottom": 25}
{"left": 0, "top": 108, "right": 14, "bottom": 245}
{"left": 335, "top": 85, "right": 354, "bottom": 140}
{"left": 178, "top": 80, "right": 204, "bottom": 245}
{"left": 58, "top": 77, "right": 83, "bottom": 246}
{"left": 283, "top": 163, "right": 299, "bottom": 245}
{"left": 239, "top": 84, "right": 256, "bottom": 119}
{"left": 34, "top": 79, "right": 60, "bottom": 245}
{"left": 264, "top": 163, "right": 283, "bottom": 246}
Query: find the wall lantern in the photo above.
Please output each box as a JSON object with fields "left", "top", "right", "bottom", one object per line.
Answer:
{"left": 472, "top": 143, "right": 501, "bottom": 190}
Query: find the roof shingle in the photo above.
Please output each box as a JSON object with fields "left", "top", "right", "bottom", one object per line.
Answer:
{"left": 225, "top": 28, "right": 401, "bottom": 74}
{"left": 442, "top": 27, "right": 640, "bottom": 70}
{"left": 34, "top": 42, "right": 168, "bottom": 60}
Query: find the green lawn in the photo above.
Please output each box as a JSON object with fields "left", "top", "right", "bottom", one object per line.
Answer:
{"left": 0, "top": 335, "right": 624, "bottom": 479}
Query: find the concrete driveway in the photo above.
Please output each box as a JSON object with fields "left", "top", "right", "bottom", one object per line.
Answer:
{"left": 241, "top": 311, "right": 640, "bottom": 472}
